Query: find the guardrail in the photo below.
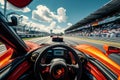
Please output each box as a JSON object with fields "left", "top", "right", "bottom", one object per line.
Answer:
{"left": 66, "top": 35, "right": 120, "bottom": 43}
{"left": 87, "top": 36, "right": 120, "bottom": 43}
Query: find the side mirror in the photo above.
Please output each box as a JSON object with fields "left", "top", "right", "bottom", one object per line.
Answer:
{"left": 8, "top": 16, "right": 18, "bottom": 26}
{"left": 103, "top": 44, "right": 120, "bottom": 56}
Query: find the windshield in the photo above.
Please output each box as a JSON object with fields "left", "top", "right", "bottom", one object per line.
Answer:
{"left": 0, "top": 0, "right": 120, "bottom": 62}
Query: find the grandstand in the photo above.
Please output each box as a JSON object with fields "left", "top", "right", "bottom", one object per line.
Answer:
{"left": 65, "top": 0, "right": 120, "bottom": 39}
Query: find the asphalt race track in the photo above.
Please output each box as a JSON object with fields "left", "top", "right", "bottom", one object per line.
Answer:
{"left": 0, "top": 36, "right": 120, "bottom": 65}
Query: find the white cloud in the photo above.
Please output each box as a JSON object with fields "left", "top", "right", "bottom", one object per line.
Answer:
{"left": 0, "top": 0, "right": 4, "bottom": 5}
{"left": 0, "top": 0, "right": 31, "bottom": 13}
{"left": 32, "top": 5, "right": 67, "bottom": 23}
{"left": 20, "top": 20, "right": 50, "bottom": 32}
{"left": 31, "top": 5, "right": 68, "bottom": 33}
{"left": 47, "top": 22, "right": 72, "bottom": 33}
{"left": 56, "top": 7, "right": 67, "bottom": 23}
{"left": 53, "top": 26, "right": 65, "bottom": 33}
{"left": 52, "top": 23, "right": 73, "bottom": 33}
{"left": 0, "top": 1, "right": 69, "bottom": 34}
{"left": 32, "top": 5, "right": 53, "bottom": 22}
{"left": 67, "top": 23, "right": 72, "bottom": 27}
{"left": 21, "top": 15, "right": 29, "bottom": 20}
{"left": 49, "top": 21, "right": 56, "bottom": 29}
{"left": 20, "top": 15, "right": 29, "bottom": 25}
{"left": 20, "top": 20, "right": 68, "bottom": 33}
{"left": 31, "top": 23, "right": 48, "bottom": 32}
{"left": 49, "top": 23, "right": 72, "bottom": 34}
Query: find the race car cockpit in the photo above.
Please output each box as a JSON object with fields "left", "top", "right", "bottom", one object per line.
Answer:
{"left": 0, "top": 0, "right": 120, "bottom": 80}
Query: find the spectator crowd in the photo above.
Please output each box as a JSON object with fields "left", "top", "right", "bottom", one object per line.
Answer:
{"left": 70, "top": 23, "right": 120, "bottom": 38}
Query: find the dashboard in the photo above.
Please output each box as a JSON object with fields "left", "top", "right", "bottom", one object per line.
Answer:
{"left": 41, "top": 48, "right": 73, "bottom": 64}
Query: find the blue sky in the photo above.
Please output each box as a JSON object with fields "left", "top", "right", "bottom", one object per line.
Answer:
{"left": 31, "top": 0, "right": 110, "bottom": 24}
{"left": 0, "top": 0, "right": 110, "bottom": 33}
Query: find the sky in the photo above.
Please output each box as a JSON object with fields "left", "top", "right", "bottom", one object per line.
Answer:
{"left": 0, "top": 0, "right": 110, "bottom": 33}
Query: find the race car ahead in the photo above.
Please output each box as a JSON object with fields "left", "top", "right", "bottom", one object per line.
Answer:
{"left": 0, "top": 0, "right": 120, "bottom": 80}
{"left": 52, "top": 36, "right": 63, "bottom": 42}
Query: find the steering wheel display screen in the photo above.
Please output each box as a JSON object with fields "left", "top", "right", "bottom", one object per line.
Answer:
{"left": 54, "top": 49, "right": 64, "bottom": 56}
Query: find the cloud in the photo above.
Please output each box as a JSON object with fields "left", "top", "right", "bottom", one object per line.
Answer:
{"left": 0, "top": 0, "right": 4, "bottom": 5}
{"left": 52, "top": 23, "right": 73, "bottom": 33}
{"left": 20, "top": 15, "right": 29, "bottom": 25}
{"left": 31, "top": 23, "right": 48, "bottom": 32}
{"left": 0, "top": 0, "right": 31, "bottom": 13}
{"left": 53, "top": 26, "right": 65, "bottom": 33}
{"left": 67, "top": 23, "right": 73, "bottom": 27}
{"left": 20, "top": 20, "right": 68, "bottom": 33}
{"left": 47, "top": 22, "right": 72, "bottom": 33}
{"left": 21, "top": 21, "right": 72, "bottom": 34}
{"left": 49, "top": 21, "right": 56, "bottom": 29}
{"left": 56, "top": 7, "right": 67, "bottom": 23}
{"left": 31, "top": 5, "right": 68, "bottom": 33}
{"left": 48, "top": 23, "right": 72, "bottom": 33}
{"left": 20, "top": 20, "right": 50, "bottom": 32}
{"left": 32, "top": 5, "right": 53, "bottom": 22}
{"left": 21, "top": 15, "right": 29, "bottom": 20}
{"left": 32, "top": 5, "right": 67, "bottom": 23}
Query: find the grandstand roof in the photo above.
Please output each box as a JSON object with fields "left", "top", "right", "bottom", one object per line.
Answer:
{"left": 66, "top": 0, "right": 120, "bottom": 31}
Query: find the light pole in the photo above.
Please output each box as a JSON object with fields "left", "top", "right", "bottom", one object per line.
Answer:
{"left": 4, "top": 0, "right": 7, "bottom": 16}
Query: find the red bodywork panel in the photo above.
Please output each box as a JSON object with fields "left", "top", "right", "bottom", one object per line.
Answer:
{"left": 86, "top": 62, "right": 106, "bottom": 80}
{"left": 74, "top": 44, "right": 120, "bottom": 76}
{"left": 7, "top": 61, "right": 30, "bottom": 80}
{"left": 103, "top": 44, "right": 120, "bottom": 56}
{"left": 0, "top": 41, "right": 41, "bottom": 69}
{"left": 25, "top": 41, "right": 42, "bottom": 51}
{"left": 0, "top": 48, "right": 14, "bottom": 69}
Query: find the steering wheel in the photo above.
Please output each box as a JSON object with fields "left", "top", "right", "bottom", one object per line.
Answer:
{"left": 34, "top": 44, "right": 82, "bottom": 80}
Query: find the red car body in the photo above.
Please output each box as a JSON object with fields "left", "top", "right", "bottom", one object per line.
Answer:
{"left": 0, "top": 40, "right": 120, "bottom": 80}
